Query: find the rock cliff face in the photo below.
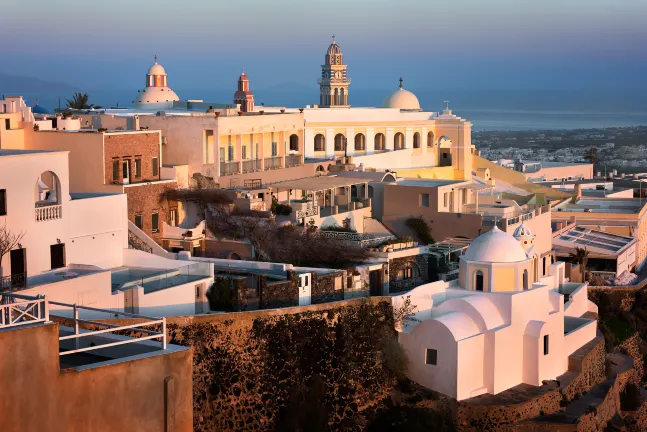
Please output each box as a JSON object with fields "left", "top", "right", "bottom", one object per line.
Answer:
{"left": 165, "top": 299, "right": 398, "bottom": 432}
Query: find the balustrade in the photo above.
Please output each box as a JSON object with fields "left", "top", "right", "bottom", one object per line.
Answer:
{"left": 242, "top": 159, "right": 261, "bottom": 173}
{"left": 35, "top": 205, "right": 62, "bottom": 222}
{"left": 220, "top": 161, "right": 241, "bottom": 176}
{"left": 285, "top": 154, "right": 303, "bottom": 167}
{"left": 264, "top": 156, "right": 283, "bottom": 170}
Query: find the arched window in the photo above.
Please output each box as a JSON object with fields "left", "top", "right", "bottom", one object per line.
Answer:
{"left": 314, "top": 134, "right": 325, "bottom": 152}
{"left": 334, "top": 134, "right": 345, "bottom": 152}
{"left": 35, "top": 171, "right": 61, "bottom": 206}
{"left": 316, "top": 165, "right": 325, "bottom": 174}
{"left": 523, "top": 270, "right": 529, "bottom": 290}
{"left": 340, "top": 88, "right": 346, "bottom": 105}
{"left": 354, "top": 133, "right": 366, "bottom": 151}
{"left": 413, "top": 132, "right": 421, "bottom": 149}
{"left": 394, "top": 132, "right": 405, "bottom": 150}
{"left": 475, "top": 270, "right": 484, "bottom": 291}
{"left": 542, "top": 257, "right": 547, "bottom": 276}
{"left": 289, "top": 134, "right": 299, "bottom": 152}
{"left": 374, "top": 133, "right": 385, "bottom": 151}
{"left": 334, "top": 88, "right": 339, "bottom": 106}
{"left": 228, "top": 252, "right": 241, "bottom": 260}
{"left": 427, "top": 131, "right": 435, "bottom": 147}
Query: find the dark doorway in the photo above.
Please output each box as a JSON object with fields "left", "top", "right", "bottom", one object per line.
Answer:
{"left": 5, "top": 119, "right": 10, "bottom": 130}
{"left": 50, "top": 244, "right": 66, "bottom": 270}
{"left": 9, "top": 248, "right": 27, "bottom": 288}
{"left": 475, "top": 271, "right": 484, "bottom": 291}
{"left": 369, "top": 270, "right": 383, "bottom": 296}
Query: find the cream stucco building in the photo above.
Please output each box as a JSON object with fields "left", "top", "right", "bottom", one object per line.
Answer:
{"left": 395, "top": 225, "right": 598, "bottom": 401}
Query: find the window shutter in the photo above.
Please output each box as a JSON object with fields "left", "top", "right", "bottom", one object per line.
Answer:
{"left": 112, "top": 160, "right": 120, "bottom": 182}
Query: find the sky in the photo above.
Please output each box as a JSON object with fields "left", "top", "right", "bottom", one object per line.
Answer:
{"left": 1, "top": 0, "right": 646, "bottom": 93}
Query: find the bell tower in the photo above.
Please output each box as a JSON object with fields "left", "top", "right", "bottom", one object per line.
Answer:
{"left": 318, "top": 35, "right": 350, "bottom": 108}
{"left": 233, "top": 69, "right": 254, "bottom": 113}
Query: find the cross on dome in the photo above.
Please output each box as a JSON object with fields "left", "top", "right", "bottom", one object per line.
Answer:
{"left": 399, "top": 77, "right": 403, "bottom": 89}
{"left": 332, "top": 34, "right": 335, "bottom": 43}
{"left": 154, "top": 54, "right": 158, "bottom": 63}
{"left": 444, "top": 100, "right": 451, "bottom": 110}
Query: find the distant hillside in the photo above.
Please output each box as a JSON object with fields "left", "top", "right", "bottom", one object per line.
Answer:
{"left": 0, "top": 73, "right": 78, "bottom": 96}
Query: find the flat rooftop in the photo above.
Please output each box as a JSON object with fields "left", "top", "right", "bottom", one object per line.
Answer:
{"left": 553, "top": 226, "right": 635, "bottom": 256}
{"left": 394, "top": 179, "right": 465, "bottom": 188}
{"left": 270, "top": 175, "right": 372, "bottom": 191}
{"left": 0, "top": 149, "right": 62, "bottom": 156}
{"left": 554, "top": 198, "right": 646, "bottom": 214}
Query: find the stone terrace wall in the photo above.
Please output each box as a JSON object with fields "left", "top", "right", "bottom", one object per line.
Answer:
{"left": 311, "top": 271, "right": 344, "bottom": 304}
{"left": 389, "top": 254, "right": 429, "bottom": 294}
{"left": 167, "top": 298, "right": 397, "bottom": 431}
{"left": 260, "top": 278, "right": 298, "bottom": 309}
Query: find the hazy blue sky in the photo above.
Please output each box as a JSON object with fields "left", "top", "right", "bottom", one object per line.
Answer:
{"left": 1, "top": 0, "right": 646, "bottom": 91}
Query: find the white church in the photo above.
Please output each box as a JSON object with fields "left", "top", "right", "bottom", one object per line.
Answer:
{"left": 395, "top": 225, "right": 598, "bottom": 401}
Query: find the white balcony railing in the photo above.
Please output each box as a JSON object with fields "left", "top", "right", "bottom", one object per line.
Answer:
{"left": 35, "top": 205, "right": 62, "bottom": 222}
{"left": 0, "top": 293, "right": 48, "bottom": 329}
{"left": 264, "top": 156, "right": 283, "bottom": 170}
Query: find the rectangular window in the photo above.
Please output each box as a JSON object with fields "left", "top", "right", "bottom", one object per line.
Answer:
{"left": 272, "top": 141, "right": 277, "bottom": 156}
{"left": 112, "top": 160, "right": 120, "bottom": 182}
{"left": 204, "top": 130, "right": 213, "bottom": 164}
{"left": 420, "top": 193, "right": 430, "bottom": 208}
{"left": 152, "top": 157, "right": 159, "bottom": 176}
{"left": 0, "top": 189, "right": 6, "bottom": 216}
{"left": 425, "top": 348, "right": 437, "bottom": 365}
{"left": 134, "top": 214, "right": 143, "bottom": 229}
{"left": 462, "top": 189, "right": 468, "bottom": 204}
{"left": 443, "top": 192, "right": 448, "bottom": 207}
{"left": 242, "top": 146, "right": 247, "bottom": 160}
{"left": 228, "top": 146, "right": 235, "bottom": 161}
{"left": 195, "top": 285, "right": 201, "bottom": 299}
{"left": 543, "top": 335, "right": 549, "bottom": 355}
{"left": 135, "top": 158, "right": 141, "bottom": 178}
{"left": 220, "top": 147, "right": 225, "bottom": 162}
{"left": 151, "top": 212, "right": 159, "bottom": 232}
{"left": 334, "top": 276, "right": 342, "bottom": 291}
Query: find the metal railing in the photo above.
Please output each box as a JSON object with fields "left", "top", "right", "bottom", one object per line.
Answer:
{"left": 50, "top": 301, "right": 166, "bottom": 355}
{"left": 128, "top": 230, "right": 153, "bottom": 253}
{"left": 220, "top": 161, "right": 240, "bottom": 176}
{"left": 264, "top": 156, "right": 283, "bottom": 170}
{"left": 285, "top": 154, "right": 303, "bottom": 167}
{"left": 0, "top": 272, "right": 26, "bottom": 291}
{"left": 242, "top": 159, "right": 261, "bottom": 173}
{"left": 35, "top": 204, "right": 62, "bottom": 222}
{"left": 0, "top": 292, "right": 48, "bottom": 328}
{"left": 296, "top": 206, "right": 319, "bottom": 219}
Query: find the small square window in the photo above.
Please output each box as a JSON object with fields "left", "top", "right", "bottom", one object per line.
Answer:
{"left": 543, "top": 335, "right": 549, "bottom": 355}
{"left": 151, "top": 212, "right": 159, "bottom": 232}
{"left": 420, "top": 193, "right": 430, "bottom": 208}
{"left": 425, "top": 348, "right": 437, "bottom": 365}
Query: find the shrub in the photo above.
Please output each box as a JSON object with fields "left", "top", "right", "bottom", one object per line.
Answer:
{"left": 405, "top": 217, "right": 434, "bottom": 244}
{"left": 381, "top": 334, "right": 409, "bottom": 380}
{"left": 321, "top": 223, "right": 356, "bottom": 233}
{"left": 206, "top": 277, "right": 236, "bottom": 312}
{"left": 271, "top": 203, "right": 293, "bottom": 216}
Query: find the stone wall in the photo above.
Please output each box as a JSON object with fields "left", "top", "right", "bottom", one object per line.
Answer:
{"left": 126, "top": 181, "right": 178, "bottom": 243}
{"left": 103, "top": 132, "right": 161, "bottom": 185}
{"left": 388, "top": 254, "right": 429, "bottom": 294}
{"left": 260, "top": 278, "right": 299, "bottom": 309}
{"left": 165, "top": 298, "right": 397, "bottom": 431}
{"left": 311, "top": 271, "right": 344, "bottom": 304}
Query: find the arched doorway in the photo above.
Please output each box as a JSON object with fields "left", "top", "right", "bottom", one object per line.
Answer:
{"left": 314, "top": 134, "right": 325, "bottom": 152}
{"left": 438, "top": 136, "right": 452, "bottom": 166}
{"left": 413, "top": 132, "right": 421, "bottom": 148}
{"left": 35, "top": 171, "right": 61, "bottom": 205}
{"left": 289, "top": 134, "right": 299, "bottom": 152}
{"left": 427, "top": 131, "right": 435, "bottom": 147}
{"left": 316, "top": 165, "right": 325, "bottom": 174}
{"left": 354, "top": 133, "right": 366, "bottom": 151}
{"left": 374, "top": 133, "right": 385, "bottom": 151}
{"left": 394, "top": 132, "right": 405, "bottom": 150}
{"left": 334, "top": 133, "right": 345, "bottom": 152}
{"left": 475, "top": 270, "right": 484, "bottom": 291}
{"left": 523, "top": 270, "right": 529, "bottom": 290}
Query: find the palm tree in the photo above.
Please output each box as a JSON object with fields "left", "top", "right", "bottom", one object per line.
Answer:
{"left": 568, "top": 247, "right": 589, "bottom": 280}
{"left": 66, "top": 92, "right": 93, "bottom": 109}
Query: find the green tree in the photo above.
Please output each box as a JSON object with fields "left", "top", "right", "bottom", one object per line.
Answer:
{"left": 568, "top": 247, "right": 589, "bottom": 279}
{"left": 66, "top": 92, "right": 93, "bottom": 109}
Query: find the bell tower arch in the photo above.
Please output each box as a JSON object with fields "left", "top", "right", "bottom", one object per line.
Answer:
{"left": 318, "top": 35, "right": 351, "bottom": 108}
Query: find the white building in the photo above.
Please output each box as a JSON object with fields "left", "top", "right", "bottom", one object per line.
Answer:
{"left": 0, "top": 149, "right": 213, "bottom": 317}
{"left": 395, "top": 225, "right": 598, "bottom": 401}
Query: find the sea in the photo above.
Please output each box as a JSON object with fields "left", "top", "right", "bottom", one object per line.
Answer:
{"left": 27, "top": 88, "right": 647, "bottom": 132}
